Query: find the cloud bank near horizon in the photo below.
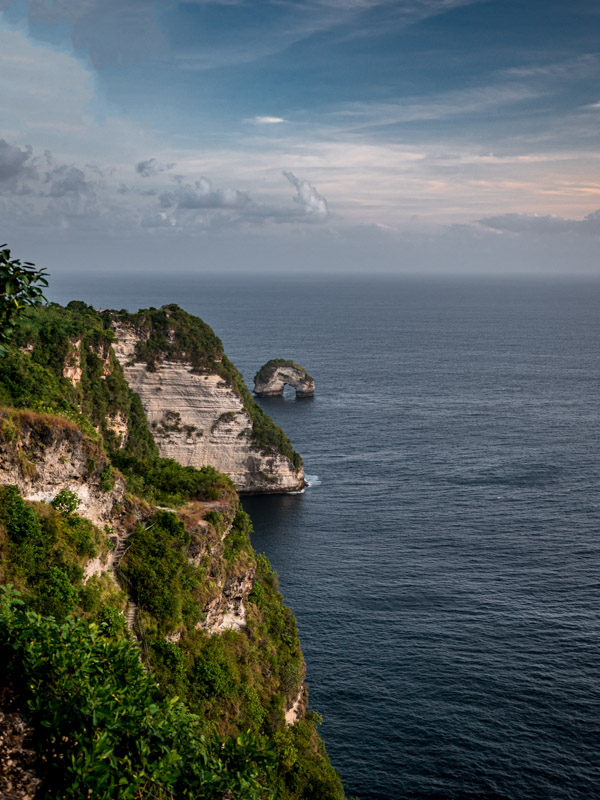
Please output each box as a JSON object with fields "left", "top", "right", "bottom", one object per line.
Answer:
{"left": 1, "top": 0, "right": 599, "bottom": 274}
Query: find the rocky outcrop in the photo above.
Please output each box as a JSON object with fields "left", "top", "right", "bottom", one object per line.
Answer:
{"left": 200, "top": 567, "right": 255, "bottom": 634}
{"left": 254, "top": 360, "right": 314, "bottom": 398}
{"left": 0, "top": 410, "right": 125, "bottom": 528}
{"left": 111, "top": 323, "right": 305, "bottom": 494}
{"left": 285, "top": 683, "right": 308, "bottom": 726}
{"left": 62, "top": 338, "right": 83, "bottom": 386}
{"left": 180, "top": 502, "right": 254, "bottom": 634}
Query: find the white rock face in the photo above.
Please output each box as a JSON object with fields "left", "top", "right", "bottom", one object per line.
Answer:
{"left": 112, "top": 323, "right": 304, "bottom": 494}
{"left": 0, "top": 413, "right": 125, "bottom": 528}
{"left": 254, "top": 363, "right": 314, "bottom": 397}
{"left": 285, "top": 684, "right": 308, "bottom": 726}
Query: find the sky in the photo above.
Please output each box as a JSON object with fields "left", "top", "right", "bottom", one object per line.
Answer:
{"left": 1, "top": 0, "right": 599, "bottom": 275}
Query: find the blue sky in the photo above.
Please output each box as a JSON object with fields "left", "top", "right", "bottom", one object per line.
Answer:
{"left": 1, "top": 0, "right": 599, "bottom": 274}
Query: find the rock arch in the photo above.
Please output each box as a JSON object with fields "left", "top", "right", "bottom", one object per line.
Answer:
{"left": 253, "top": 360, "right": 314, "bottom": 398}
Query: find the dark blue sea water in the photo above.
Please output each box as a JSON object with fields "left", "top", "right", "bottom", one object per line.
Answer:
{"left": 50, "top": 274, "right": 600, "bottom": 800}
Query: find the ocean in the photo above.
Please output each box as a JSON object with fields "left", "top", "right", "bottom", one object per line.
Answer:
{"left": 50, "top": 273, "right": 600, "bottom": 800}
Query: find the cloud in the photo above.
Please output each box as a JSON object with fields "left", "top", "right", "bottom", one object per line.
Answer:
{"left": 253, "top": 116, "right": 286, "bottom": 125}
{"left": 0, "top": 139, "right": 33, "bottom": 182}
{"left": 135, "top": 158, "right": 175, "bottom": 178}
{"left": 46, "top": 164, "right": 92, "bottom": 197}
{"left": 154, "top": 172, "right": 331, "bottom": 226}
{"left": 479, "top": 210, "right": 600, "bottom": 236}
{"left": 140, "top": 212, "right": 176, "bottom": 229}
{"left": 282, "top": 171, "right": 329, "bottom": 221}
{"left": 174, "top": 0, "right": 480, "bottom": 71}
{"left": 159, "top": 177, "right": 250, "bottom": 211}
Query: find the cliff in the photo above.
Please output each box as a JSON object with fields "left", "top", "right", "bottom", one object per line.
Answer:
{"left": 0, "top": 301, "right": 305, "bottom": 495}
{"left": 0, "top": 303, "right": 345, "bottom": 799}
{"left": 0, "top": 409, "right": 344, "bottom": 799}
{"left": 254, "top": 359, "right": 315, "bottom": 398}
{"left": 0, "top": 409, "right": 125, "bottom": 529}
{"left": 111, "top": 316, "right": 305, "bottom": 493}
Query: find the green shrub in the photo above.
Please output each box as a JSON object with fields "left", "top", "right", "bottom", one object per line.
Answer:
{"left": 0, "top": 587, "right": 274, "bottom": 800}
{"left": 120, "top": 511, "right": 199, "bottom": 633}
{"left": 191, "top": 637, "right": 236, "bottom": 700}
{"left": 51, "top": 488, "right": 81, "bottom": 515}
{"left": 34, "top": 566, "right": 77, "bottom": 619}
{"left": 223, "top": 509, "right": 252, "bottom": 562}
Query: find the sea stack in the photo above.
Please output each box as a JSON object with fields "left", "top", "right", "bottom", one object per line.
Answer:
{"left": 254, "top": 359, "right": 315, "bottom": 398}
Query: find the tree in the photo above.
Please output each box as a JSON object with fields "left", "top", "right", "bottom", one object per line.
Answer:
{"left": 0, "top": 245, "right": 48, "bottom": 356}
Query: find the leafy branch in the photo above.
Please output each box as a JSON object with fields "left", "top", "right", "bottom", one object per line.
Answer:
{"left": 0, "top": 244, "right": 48, "bottom": 356}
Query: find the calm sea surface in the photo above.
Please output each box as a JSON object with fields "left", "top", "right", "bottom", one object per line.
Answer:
{"left": 50, "top": 274, "right": 600, "bottom": 800}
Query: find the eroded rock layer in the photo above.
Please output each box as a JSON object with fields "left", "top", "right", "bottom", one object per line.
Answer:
{"left": 0, "top": 410, "right": 125, "bottom": 528}
{"left": 112, "top": 323, "right": 304, "bottom": 494}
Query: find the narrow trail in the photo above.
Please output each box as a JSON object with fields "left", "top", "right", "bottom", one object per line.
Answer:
{"left": 112, "top": 534, "right": 137, "bottom": 633}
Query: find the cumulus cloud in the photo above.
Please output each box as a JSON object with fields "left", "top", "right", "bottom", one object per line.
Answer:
{"left": 135, "top": 158, "right": 175, "bottom": 178}
{"left": 140, "top": 211, "right": 176, "bottom": 229}
{"left": 282, "top": 171, "right": 329, "bottom": 221}
{"left": 159, "top": 177, "right": 250, "bottom": 211}
{"left": 46, "top": 165, "right": 92, "bottom": 197}
{"left": 156, "top": 172, "right": 331, "bottom": 225}
{"left": 0, "top": 133, "right": 331, "bottom": 235}
{"left": 0, "top": 139, "right": 33, "bottom": 182}
{"left": 479, "top": 210, "right": 600, "bottom": 236}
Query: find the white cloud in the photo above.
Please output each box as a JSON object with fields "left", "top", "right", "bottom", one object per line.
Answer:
{"left": 253, "top": 116, "right": 286, "bottom": 125}
{"left": 282, "top": 171, "right": 329, "bottom": 221}
{"left": 159, "top": 176, "right": 250, "bottom": 211}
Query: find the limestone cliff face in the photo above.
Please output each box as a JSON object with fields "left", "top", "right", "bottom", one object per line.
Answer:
{"left": 111, "top": 323, "right": 305, "bottom": 494}
{"left": 254, "top": 361, "right": 315, "bottom": 397}
{"left": 181, "top": 502, "right": 255, "bottom": 635}
{"left": 0, "top": 410, "right": 125, "bottom": 528}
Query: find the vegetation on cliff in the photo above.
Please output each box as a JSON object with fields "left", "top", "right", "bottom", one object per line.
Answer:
{"left": 0, "top": 587, "right": 273, "bottom": 799}
{"left": 0, "top": 289, "right": 344, "bottom": 799}
{"left": 0, "top": 478, "right": 344, "bottom": 799}
{"left": 0, "top": 302, "right": 234, "bottom": 507}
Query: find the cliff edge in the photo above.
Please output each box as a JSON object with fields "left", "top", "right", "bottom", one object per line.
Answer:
{"left": 109, "top": 307, "right": 305, "bottom": 494}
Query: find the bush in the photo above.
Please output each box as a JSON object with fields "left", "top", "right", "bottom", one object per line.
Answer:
{"left": 0, "top": 587, "right": 274, "bottom": 800}
{"left": 51, "top": 489, "right": 81, "bottom": 515}
{"left": 0, "top": 245, "right": 48, "bottom": 356}
{"left": 34, "top": 566, "right": 77, "bottom": 619}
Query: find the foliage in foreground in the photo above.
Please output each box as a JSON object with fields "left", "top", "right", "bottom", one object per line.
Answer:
{"left": 0, "top": 481, "right": 345, "bottom": 800}
{"left": 0, "top": 245, "right": 48, "bottom": 356}
{"left": 0, "top": 586, "right": 273, "bottom": 799}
